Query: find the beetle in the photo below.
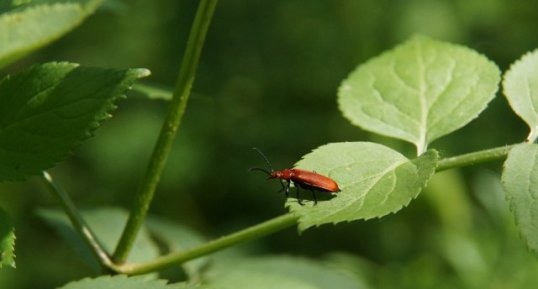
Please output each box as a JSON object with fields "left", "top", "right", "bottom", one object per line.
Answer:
{"left": 249, "top": 147, "right": 340, "bottom": 205}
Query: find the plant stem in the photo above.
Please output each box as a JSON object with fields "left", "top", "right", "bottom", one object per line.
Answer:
{"left": 436, "top": 144, "right": 516, "bottom": 172}
{"left": 112, "top": 0, "right": 218, "bottom": 263}
{"left": 105, "top": 144, "right": 517, "bottom": 274}
{"left": 112, "top": 213, "right": 299, "bottom": 275}
{"left": 41, "top": 171, "right": 113, "bottom": 269}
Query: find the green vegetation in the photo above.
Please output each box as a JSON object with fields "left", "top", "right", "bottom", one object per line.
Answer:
{"left": 1, "top": 1, "right": 538, "bottom": 288}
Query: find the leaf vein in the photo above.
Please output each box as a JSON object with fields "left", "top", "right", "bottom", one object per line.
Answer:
{"left": 321, "top": 160, "right": 407, "bottom": 221}
{"left": 426, "top": 70, "right": 481, "bottom": 134}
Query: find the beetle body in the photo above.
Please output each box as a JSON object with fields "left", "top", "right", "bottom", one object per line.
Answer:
{"left": 250, "top": 148, "right": 340, "bottom": 205}
{"left": 271, "top": 169, "right": 340, "bottom": 193}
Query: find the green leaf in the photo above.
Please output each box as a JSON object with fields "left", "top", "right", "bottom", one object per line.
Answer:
{"left": 503, "top": 49, "right": 538, "bottom": 142}
{"left": 146, "top": 216, "right": 208, "bottom": 277}
{"left": 0, "top": 208, "right": 15, "bottom": 268}
{"left": 38, "top": 207, "right": 159, "bottom": 270}
{"left": 338, "top": 35, "right": 500, "bottom": 154}
{"left": 287, "top": 142, "right": 438, "bottom": 231}
{"left": 205, "top": 255, "right": 365, "bottom": 289}
{"left": 501, "top": 143, "right": 538, "bottom": 254}
{"left": 0, "top": 0, "right": 102, "bottom": 68}
{"left": 57, "top": 275, "right": 190, "bottom": 289}
{"left": 0, "top": 62, "right": 150, "bottom": 182}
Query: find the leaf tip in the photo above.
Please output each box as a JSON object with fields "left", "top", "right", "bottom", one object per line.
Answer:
{"left": 132, "top": 68, "right": 151, "bottom": 79}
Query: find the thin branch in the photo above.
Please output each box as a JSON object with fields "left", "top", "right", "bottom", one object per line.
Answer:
{"left": 112, "top": 0, "right": 219, "bottom": 263}
{"left": 105, "top": 144, "right": 518, "bottom": 274}
{"left": 436, "top": 144, "right": 516, "bottom": 172}
{"left": 41, "top": 171, "right": 114, "bottom": 269}
{"left": 112, "top": 213, "right": 299, "bottom": 275}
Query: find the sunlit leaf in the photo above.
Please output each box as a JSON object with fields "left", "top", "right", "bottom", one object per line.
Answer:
{"left": 0, "top": 62, "right": 149, "bottom": 182}
{"left": 501, "top": 143, "right": 538, "bottom": 254}
{"left": 57, "top": 275, "right": 189, "bottom": 289}
{"left": 287, "top": 142, "right": 438, "bottom": 231}
{"left": 338, "top": 35, "right": 500, "bottom": 154}
{"left": 0, "top": 208, "right": 15, "bottom": 268}
{"left": 503, "top": 49, "right": 538, "bottom": 142}
{"left": 0, "top": 0, "right": 102, "bottom": 68}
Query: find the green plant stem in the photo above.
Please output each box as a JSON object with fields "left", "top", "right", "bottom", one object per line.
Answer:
{"left": 436, "top": 144, "right": 516, "bottom": 172}
{"left": 104, "top": 144, "right": 517, "bottom": 274}
{"left": 41, "top": 171, "right": 113, "bottom": 269}
{"left": 112, "top": 0, "right": 218, "bottom": 263}
{"left": 133, "top": 83, "right": 173, "bottom": 101}
{"left": 112, "top": 213, "right": 299, "bottom": 275}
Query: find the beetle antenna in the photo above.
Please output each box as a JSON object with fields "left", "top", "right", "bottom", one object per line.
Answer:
{"left": 251, "top": 147, "right": 275, "bottom": 173}
{"left": 248, "top": 167, "right": 272, "bottom": 176}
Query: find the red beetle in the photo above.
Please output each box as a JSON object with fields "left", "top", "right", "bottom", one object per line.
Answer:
{"left": 250, "top": 148, "right": 340, "bottom": 205}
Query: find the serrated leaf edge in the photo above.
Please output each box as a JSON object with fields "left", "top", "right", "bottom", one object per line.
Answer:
{"left": 502, "top": 49, "right": 538, "bottom": 143}
{"left": 0, "top": 62, "right": 150, "bottom": 182}
{"left": 501, "top": 143, "right": 538, "bottom": 253}
{"left": 293, "top": 147, "right": 438, "bottom": 231}
{"left": 0, "top": 209, "right": 16, "bottom": 269}
{"left": 338, "top": 35, "right": 499, "bottom": 154}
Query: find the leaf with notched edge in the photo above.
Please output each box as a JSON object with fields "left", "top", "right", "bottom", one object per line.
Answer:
{"left": 0, "top": 62, "right": 150, "bottom": 182}
{"left": 503, "top": 49, "right": 538, "bottom": 142}
{"left": 502, "top": 144, "right": 538, "bottom": 255}
{"left": 0, "top": 208, "right": 15, "bottom": 268}
{"left": 338, "top": 35, "right": 500, "bottom": 154}
{"left": 287, "top": 142, "right": 438, "bottom": 232}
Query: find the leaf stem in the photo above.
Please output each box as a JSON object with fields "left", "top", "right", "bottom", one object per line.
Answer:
{"left": 112, "top": 0, "right": 218, "bottom": 263}
{"left": 436, "top": 144, "right": 516, "bottom": 171}
{"left": 105, "top": 144, "right": 516, "bottom": 274}
{"left": 40, "top": 171, "right": 114, "bottom": 269}
{"left": 112, "top": 213, "right": 299, "bottom": 275}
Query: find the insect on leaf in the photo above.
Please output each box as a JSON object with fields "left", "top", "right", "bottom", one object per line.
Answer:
{"left": 287, "top": 142, "right": 438, "bottom": 232}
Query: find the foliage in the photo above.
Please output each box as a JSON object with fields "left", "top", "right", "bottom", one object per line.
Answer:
{"left": 0, "top": 62, "right": 148, "bottom": 181}
{"left": 57, "top": 275, "right": 189, "bottom": 289}
{"left": 503, "top": 49, "right": 538, "bottom": 142}
{"left": 338, "top": 36, "right": 500, "bottom": 155}
{"left": 0, "top": 0, "right": 102, "bottom": 68}
{"left": 204, "top": 255, "right": 368, "bottom": 289}
{"left": 502, "top": 144, "right": 538, "bottom": 253}
{"left": 38, "top": 207, "right": 159, "bottom": 269}
{"left": 0, "top": 208, "right": 15, "bottom": 268}
{"left": 287, "top": 143, "right": 437, "bottom": 231}
{"left": 1, "top": 1, "right": 538, "bottom": 289}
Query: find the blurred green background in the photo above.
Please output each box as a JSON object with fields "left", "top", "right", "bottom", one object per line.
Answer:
{"left": 2, "top": 0, "right": 538, "bottom": 288}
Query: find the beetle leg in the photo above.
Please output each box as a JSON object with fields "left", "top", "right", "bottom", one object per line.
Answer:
{"left": 280, "top": 180, "right": 289, "bottom": 198}
{"left": 311, "top": 190, "right": 317, "bottom": 205}
{"left": 295, "top": 183, "right": 304, "bottom": 205}
{"left": 277, "top": 182, "right": 284, "bottom": 193}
